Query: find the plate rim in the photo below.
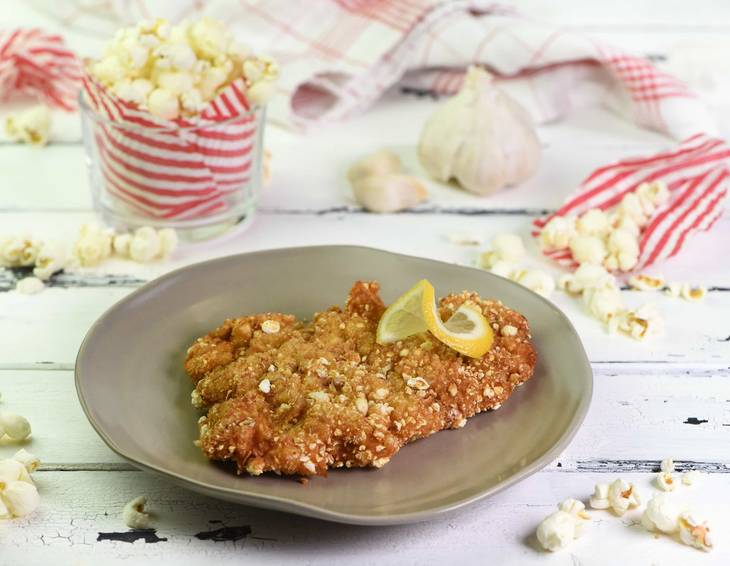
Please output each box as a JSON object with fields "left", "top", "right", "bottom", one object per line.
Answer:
{"left": 75, "top": 244, "right": 593, "bottom": 525}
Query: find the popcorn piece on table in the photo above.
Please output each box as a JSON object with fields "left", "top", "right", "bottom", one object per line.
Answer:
{"left": 609, "top": 304, "right": 664, "bottom": 341}
{"left": 642, "top": 494, "right": 680, "bottom": 534}
{"left": 73, "top": 224, "right": 113, "bottom": 267}
{"left": 0, "top": 411, "right": 32, "bottom": 441}
{"left": 589, "top": 483, "right": 610, "bottom": 510}
{"left": 536, "top": 498, "right": 589, "bottom": 552}
{"left": 582, "top": 286, "right": 623, "bottom": 323}
{"left": 607, "top": 478, "right": 641, "bottom": 516}
{"left": 576, "top": 208, "right": 610, "bottom": 237}
{"left": 13, "top": 449, "right": 40, "bottom": 473}
{"left": 680, "top": 284, "right": 706, "bottom": 302}
{"left": 655, "top": 471, "right": 676, "bottom": 492}
{"left": 122, "top": 495, "right": 152, "bottom": 529}
{"left": 678, "top": 513, "right": 714, "bottom": 551}
{"left": 0, "top": 458, "right": 40, "bottom": 519}
{"left": 665, "top": 282, "right": 682, "bottom": 298}
{"left": 0, "top": 234, "right": 41, "bottom": 267}
{"left": 33, "top": 241, "right": 66, "bottom": 280}
{"left": 15, "top": 277, "right": 45, "bottom": 295}
{"left": 129, "top": 227, "right": 161, "bottom": 262}
{"left": 629, "top": 274, "right": 665, "bottom": 291}
{"left": 539, "top": 215, "right": 575, "bottom": 251}
{"left": 660, "top": 458, "right": 674, "bottom": 473}
{"left": 5, "top": 105, "right": 52, "bottom": 147}
{"left": 558, "top": 263, "right": 617, "bottom": 295}
{"left": 512, "top": 269, "right": 555, "bottom": 298}
{"left": 569, "top": 235, "right": 607, "bottom": 266}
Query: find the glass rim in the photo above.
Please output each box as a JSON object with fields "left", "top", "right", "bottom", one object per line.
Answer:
{"left": 78, "top": 90, "right": 263, "bottom": 132}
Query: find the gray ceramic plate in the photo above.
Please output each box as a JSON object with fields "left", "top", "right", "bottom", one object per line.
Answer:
{"left": 76, "top": 245, "right": 592, "bottom": 525}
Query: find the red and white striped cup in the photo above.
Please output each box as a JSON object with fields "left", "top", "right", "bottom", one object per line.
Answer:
{"left": 80, "top": 73, "right": 265, "bottom": 229}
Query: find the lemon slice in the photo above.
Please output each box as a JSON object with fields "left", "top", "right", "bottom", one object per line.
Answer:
{"left": 376, "top": 279, "right": 433, "bottom": 344}
{"left": 376, "top": 279, "right": 494, "bottom": 358}
{"left": 424, "top": 302, "right": 494, "bottom": 358}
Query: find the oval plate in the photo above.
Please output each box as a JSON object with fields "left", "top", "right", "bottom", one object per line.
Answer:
{"left": 76, "top": 245, "right": 592, "bottom": 525}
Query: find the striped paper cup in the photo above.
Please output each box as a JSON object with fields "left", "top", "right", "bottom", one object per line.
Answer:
{"left": 80, "top": 74, "right": 265, "bottom": 238}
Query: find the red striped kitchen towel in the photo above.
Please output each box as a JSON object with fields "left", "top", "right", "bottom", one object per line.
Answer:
{"left": 82, "top": 75, "right": 261, "bottom": 221}
{"left": 0, "top": 28, "right": 82, "bottom": 110}
{"left": 532, "top": 134, "right": 730, "bottom": 271}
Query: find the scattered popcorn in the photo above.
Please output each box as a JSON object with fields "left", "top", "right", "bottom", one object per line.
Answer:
{"left": 605, "top": 228, "right": 639, "bottom": 271}
{"left": 0, "top": 234, "right": 41, "bottom": 267}
{"left": 1, "top": 480, "right": 40, "bottom": 518}
{"left": 558, "top": 498, "right": 590, "bottom": 520}
{"left": 258, "top": 378, "right": 271, "bottom": 394}
{"left": 642, "top": 494, "right": 680, "bottom": 534}
{"left": 660, "top": 458, "right": 674, "bottom": 473}
{"left": 536, "top": 499, "right": 588, "bottom": 552}
{"left": 491, "top": 234, "right": 525, "bottom": 262}
{"left": 158, "top": 228, "right": 179, "bottom": 258}
{"left": 33, "top": 242, "right": 66, "bottom": 280}
{"left": 0, "top": 458, "right": 38, "bottom": 519}
{"left": 73, "top": 224, "right": 113, "bottom": 267}
{"left": 5, "top": 105, "right": 52, "bottom": 146}
{"left": 607, "top": 478, "right": 641, "bottom": 516}
{"left": 0, "top": 459, "right": 33, "bottom": 485}
{"left": 559, "top": 263, "right": 616, "bottom": 295}
{"left": 512, "top": 269, "right": 555, "bottom": 298}
{"left": 122, "top": 495, "right": 151, "bottom": 529}
{"left": 539, "top": 216, "right": 575, "bottom": 251}
{"left": 89, "top": 18, "right": 279, "bottom": 119}
{"left": 489, "top": 260, "right": 514, "bottom": 279}
{"left": 608, "top": 211, "right": 640, "bottom": 237}
{"left": 617, "top": 192, "right": 650, "bottom": 227}
{"left": 589, "top": 483, "right": 610, "bottom": 510}
{"left": 446, "top": 233, "right": 484, "bottom": 246}
{"left": 680, "top": 284, "right": 706, "bottom": 302}
{"left": 12, "top": 449, "right": 40, "bottom": 473}
{"left": 576, "top": 208, "right": 610, "bottom": 237}
{"left": 112, "top": 233, "right": 133, "bottom": 257}
{"left": 656, "top": 471, "right": 676, "bottom": 492}
{"left": 569, "top": 235, "right": 607, "bottom": 265}
{"left": 0, "top": 411, "right": 31, "bottom": 441}
{"left": 678, "top": 512, "right": 713, "bottom": 551}
{"left": 683, "top": 470, "right": 701, "bottom": 486}
{"left": 629, "top": 274, "right": 665, "bottom": 291}
{"left": 129, "top": 226, "right": 161, "bottom": 262}
{"left": 261, "top": 320, "right": 280, "bottom": 334}
{"left": 15, "top": 277, "right": 45, "bottom": 295}
{"left": 582, "top": 286, "right": 623, "bottom": 323}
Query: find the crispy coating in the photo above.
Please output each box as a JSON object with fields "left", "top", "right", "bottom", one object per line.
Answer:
{"left": 184, "top": 281, "right": 537, "bottom": 477}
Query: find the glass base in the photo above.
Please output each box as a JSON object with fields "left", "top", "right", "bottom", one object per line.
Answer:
{"left": 98, "top": 198, "right": 258, "bottom": 242}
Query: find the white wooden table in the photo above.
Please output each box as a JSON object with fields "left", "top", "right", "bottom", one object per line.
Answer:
{"left": 1, "top": 2, "right": 729, "bottom": 564}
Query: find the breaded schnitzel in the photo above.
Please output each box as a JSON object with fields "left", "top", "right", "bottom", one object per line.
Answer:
{"left": 184, "top": 281, "right": 536, "bottom": 477}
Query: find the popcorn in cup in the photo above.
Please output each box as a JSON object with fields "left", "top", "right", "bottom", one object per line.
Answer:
{"left": 80, "top": 18, "right": 278, "bottom": 240}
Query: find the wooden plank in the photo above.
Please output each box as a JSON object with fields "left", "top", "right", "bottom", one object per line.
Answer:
{"left": 2, "top": 366, "right": 729, "bottom": 468}
{"left": 1, "top": 469, "right": 727, "bottom": 564}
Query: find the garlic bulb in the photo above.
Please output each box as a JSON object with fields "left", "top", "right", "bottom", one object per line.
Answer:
{"left": 351, "top": 174, "right": 427, "bottom": 213}
{"left": 418, "top": 66, "right": 540, "bottom": 196}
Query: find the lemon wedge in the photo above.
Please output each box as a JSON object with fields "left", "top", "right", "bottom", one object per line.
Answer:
{"left": 376, "top": 279, "right": 494, "bottom": 358}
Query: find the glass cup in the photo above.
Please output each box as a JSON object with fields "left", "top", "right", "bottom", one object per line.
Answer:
{"left": 80, "top": 94, "right": 265, "bottom": 240}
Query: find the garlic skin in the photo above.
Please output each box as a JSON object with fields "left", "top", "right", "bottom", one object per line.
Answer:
{"left": 351, "top": 174, "right": 427, "bottom": 213}
{"left": 418, "top": 66, "right": 540, "bottom": 196}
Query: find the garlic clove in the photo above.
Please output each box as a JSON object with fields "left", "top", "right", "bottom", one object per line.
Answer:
{"left": 346, "top": 150, "right": 402, "bottom": 184}
{"left": 418, "top": 66, "right": 540, "bottom": 196}
{"left": 351, "top": 173, "right": 427, "bottom": 213}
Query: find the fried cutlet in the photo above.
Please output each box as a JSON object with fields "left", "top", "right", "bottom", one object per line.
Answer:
{"left": 184, "top": 281, "right": 537, "bottom": 477}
